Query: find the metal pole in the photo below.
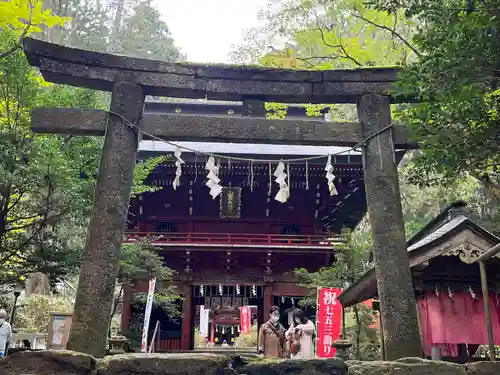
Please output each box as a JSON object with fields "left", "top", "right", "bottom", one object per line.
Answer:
{"left": 479, "top": 260, "right": 496, "bottom": 361}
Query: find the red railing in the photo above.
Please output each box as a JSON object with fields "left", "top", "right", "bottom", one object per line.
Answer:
{"left": 123, "top": 232, "right": 344, "bottom": 247}
{"left": 157, "top": 338, "right": 181, "bottom": 351}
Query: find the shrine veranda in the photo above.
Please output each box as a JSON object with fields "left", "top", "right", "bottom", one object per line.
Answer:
{"left": 23, "top": 36, "right": 422, "bottom": 359}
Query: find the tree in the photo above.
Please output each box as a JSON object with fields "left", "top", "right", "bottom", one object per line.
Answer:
{"left": 232, "top": 0, "right": 416, "bottom": 68}
{"left": 0, "top": 23, "right": 166, "bottom": 287}
{"left": 108, "top": 240, "right": 179, "bottom": 338}
{"left": 40, "top": 0, "right": 184, "bottom": 61}
{"left": 0, "top": 0, "right": 67, "bottom": 58}
{"left": 368, "top": 0, "right": 500, "bottom": 201}
{"left": 15, "top": 294, "right": 73, "bottom": 333}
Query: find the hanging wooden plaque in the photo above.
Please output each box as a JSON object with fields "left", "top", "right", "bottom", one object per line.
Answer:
{"left": 220, "top": 187, "right": 242, "bottom": 219}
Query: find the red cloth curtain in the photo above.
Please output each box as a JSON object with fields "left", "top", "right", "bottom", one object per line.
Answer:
{"left": 418, "top": 291, "right": 500, "bottom": 357}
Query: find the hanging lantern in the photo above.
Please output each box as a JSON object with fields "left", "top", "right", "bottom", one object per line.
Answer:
{"left": 252, "top": 285, "right": 257, "bottom": 297}
{"left": 200, "top": 285, "right": 204, "bottom": 296}
{"left": 236, "top": 284, "right": 240, "bottom": 295}
{"left": 281, "top": 296, "right": 285, "bottom": 303}
{"left": 219, "top": 284, "right": 223, "bottom": 295}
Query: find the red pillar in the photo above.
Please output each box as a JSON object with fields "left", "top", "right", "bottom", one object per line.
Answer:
{"left": 210, "top": 319, "right": 215, "bottom": 343}
{"left": 120, "top": 284, "right": 133, "bottom": 332}
{"left": 180, "top": 284, "right": 192, "bottom": 350}
{"left": 263, "top": 284, "right": 273, "bottom": 323}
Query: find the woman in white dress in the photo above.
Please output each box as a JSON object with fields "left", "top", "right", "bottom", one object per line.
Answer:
{"left": 286, "top": 309, "right": 315, "bottom": 359}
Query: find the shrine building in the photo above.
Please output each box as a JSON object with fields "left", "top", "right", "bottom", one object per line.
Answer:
{"left": 120, "top": 100, "right": 404, "bottom": 351}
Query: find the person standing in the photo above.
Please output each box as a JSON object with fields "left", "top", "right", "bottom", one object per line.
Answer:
{"left": 0, "top": 309, "right": 12, "bottom": 358}
{"left": 258, "top": 306, "right": 286, "bottom": 358}
{"left": 286, "top": 309, "right": 315, "bottom": 359}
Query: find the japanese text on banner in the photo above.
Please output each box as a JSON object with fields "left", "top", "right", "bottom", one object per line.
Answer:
{"left": 316, "top": 287, "right": 342, "bottom": 358}
{"left": 140, "top": 278, "right": 156, "bottom": 353}
{"left": 240, "top": 306, "right": 251, "bottom": 334}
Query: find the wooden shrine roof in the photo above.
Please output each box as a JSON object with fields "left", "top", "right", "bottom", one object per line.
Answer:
{"left": 339, "top": 202, "right": 500, "bottom": 307}
{"left": 22, "top": 37, "right": 404, "bottom": 104}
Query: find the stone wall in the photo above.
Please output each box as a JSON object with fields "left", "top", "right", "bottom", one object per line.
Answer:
{"left": 1, "top": 351, "right": 499, "bottom": 375}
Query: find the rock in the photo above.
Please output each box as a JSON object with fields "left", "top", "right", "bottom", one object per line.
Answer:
{"left": 466, "top": 361, "right": 500, "bottom": 375}
{"left": 2, "top": 350, "right": 500, "bottom": 375}
{"left": 239, "top": 358, "right": 348, "bottom": 375}
{"left": 347, "top": 357, "right": 466, "bottom": 375}
{"left": 96, "top": 353, "right": 232, "bottom": 375}
{"left": 0, "top": 350, "right": 95, "bottom": 375}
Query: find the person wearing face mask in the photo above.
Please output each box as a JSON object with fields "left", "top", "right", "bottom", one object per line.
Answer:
{"left": 0, "top": 309, "right": 12, "bottom": 358}
{"left": 258, "top": 306, "right": 286, "bottom": 358}
{"left": 286, "top": 309, "right": 315, "bottom": 359}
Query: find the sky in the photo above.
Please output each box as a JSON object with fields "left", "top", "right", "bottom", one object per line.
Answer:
{"left": 154, "top": 0, "right": 268, "bottom": 63}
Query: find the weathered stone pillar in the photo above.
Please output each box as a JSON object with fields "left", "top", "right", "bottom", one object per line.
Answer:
{"left": 67, "top": 82, "right": 145, "bottom": 357}
{"left": 357, "top": 93, "right": 422, "bottom": 359}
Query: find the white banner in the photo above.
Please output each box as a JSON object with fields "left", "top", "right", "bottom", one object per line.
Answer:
{"left": 140, "top": 278, "right": 156, "bottom": 353}
{"left": 199, "top": 305, "right": 209, "bottom": 337}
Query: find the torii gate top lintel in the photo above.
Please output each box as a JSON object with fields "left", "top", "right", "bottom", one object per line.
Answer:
{"left": 22, "top": 37, "right": 402, "bottom": 104}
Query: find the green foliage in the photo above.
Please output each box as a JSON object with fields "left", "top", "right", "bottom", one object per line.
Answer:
{"left": 233, "top": 324, "right": 258, "bottom": 348}
{"left": 379, "top": 0, "right": 500, "bottom": 202}
{"left": 15, "top": 294, "right": 73, "bottom": 333}
{"left": 232, "top": 0, "right": 416, "bottom": 68}
{"left": 0, "top": 0, "right": 68, "bottom": 57}
{"left": 295, "top": 228, "right": 372, "bottom": 301}
{"left": 0, "top": 25, "right": 166, "bottom": 287}
{"left": 0, "top": 29, "right": 103, "bottom": 286}
{"left": 110, "top": 241, "right": 180, "bottom": 336}
{"left": 40, "top": 0, "right": 184, "bottom": 61}
{"left": 118, "top": 241, "right": 174, "bottom": 285}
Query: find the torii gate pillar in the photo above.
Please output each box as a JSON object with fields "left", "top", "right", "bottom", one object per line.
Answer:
{"left": 358, "top": 93, "right": 422, "bottom": 360}
{"left": 67, "top": 82, "right": 145, "bottom": 357}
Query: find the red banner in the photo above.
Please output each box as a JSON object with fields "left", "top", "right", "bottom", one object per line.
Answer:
{"left": 316, "top": 287, "right": 342, "bottom": 358}
{"left": 239, "top": 306, "right": 251, "bottom": 334}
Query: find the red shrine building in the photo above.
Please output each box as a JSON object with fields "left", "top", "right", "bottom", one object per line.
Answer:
{"left": 120, "top": 101, "right": 396, "bottom": 351}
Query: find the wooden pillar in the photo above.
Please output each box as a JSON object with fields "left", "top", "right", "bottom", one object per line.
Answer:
{"left": 263, "top": 284, "right": 273, "bottom": 323}
{"left": 479, "top": 260, "right": 496, "bottom": 361}
{"left": 67, "top": 82, "right": 145, "bottom": 357}
{"left": 181, "top": 284, "right": 193, "bottom": 350}
{"left": 120, "top": 284, "right": 133, "bottom": 331}
{"left": 357, "top": 93, "right": 422, "bottom": 360}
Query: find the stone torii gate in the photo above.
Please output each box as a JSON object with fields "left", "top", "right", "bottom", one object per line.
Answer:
{"left": 23, "top": 37, "right": 421, "bottom": 359}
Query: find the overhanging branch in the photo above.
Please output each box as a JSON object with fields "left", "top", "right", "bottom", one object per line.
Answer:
{"left": 350, "top": 10, "right": 422, "bottom": 58}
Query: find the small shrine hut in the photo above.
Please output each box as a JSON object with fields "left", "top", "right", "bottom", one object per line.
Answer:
{"left": 339, "top": 201, "right": 500, "bottom": 362}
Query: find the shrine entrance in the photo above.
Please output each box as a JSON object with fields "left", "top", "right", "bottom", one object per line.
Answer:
{"left": 192, "top": 285, "right": 262, "bottom": 349}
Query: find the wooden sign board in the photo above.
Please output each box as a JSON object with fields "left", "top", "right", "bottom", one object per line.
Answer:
{"left": 47, "top": 312, "right": 73, "bottom": 350}
{"left": 220, "top": 187, "right": 241, "bottom": 219}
